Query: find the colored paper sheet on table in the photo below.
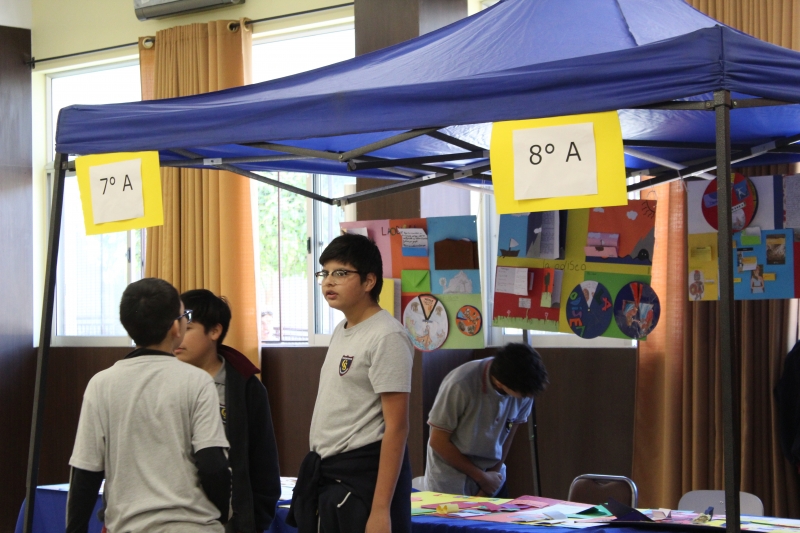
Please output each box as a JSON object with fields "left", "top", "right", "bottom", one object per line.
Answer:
{"left": 341, "top": 220, "right": 393, "bottom": 278}
{"left": 390, "top": 219, "right": 429, "bottom": 277}
{"left": 379, "top": 279, "right": 401, "bottom": 318}
{"left": 401, "top": 270, "right": 431, "bottom": 293}
{"left": 75, "top": 151, "right": 163, "bottom": 235}
{"left": 439, "top": 293, "right": 484, "bottom": 349}
{"left": 427, "top": 215, "right": 479, "bottom": 269}
{"left": 491, "top": 111, "right": 628, "bottom": 214}
{"left": 582, "top": 271, "right": 651, "bottom": 339}
{"left": 687, "top": 233, "right": 719, "bottom": 301}
{"left": 497, "top": 211, "right": 566, "bottom": 260}
{"left": 430, "top": 269, "right": 481, "bottom": 295}
{"left": 493, "top": 266, "right": 560, "bottom": 332}
{"left": 585, "top": 200, "right": 657, "bottom": 266}
{"left": 733, "top": 229, "right": 794, "bottom": 300}
{"left": 410, "top": 491, "right": 509, "bottom": 510}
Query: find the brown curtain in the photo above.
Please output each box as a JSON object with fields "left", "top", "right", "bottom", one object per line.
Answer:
{"left": 138, "top": 21, "right": 259, "bottom": 366}
{"left": 633, "top": 1, "right": 800, "bottom": 515}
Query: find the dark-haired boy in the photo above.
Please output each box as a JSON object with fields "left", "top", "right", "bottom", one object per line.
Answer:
{"left": 67, "top": 278, "right": 231, "bottom": 533}
{"left": 423, "top": 343, "right": 549, "bottom": 496}
{"left": 288, "top": 233, "right": 414, "bottom": 533}
{"left": 176, "top": 289, "right": 281, "bottom": 533}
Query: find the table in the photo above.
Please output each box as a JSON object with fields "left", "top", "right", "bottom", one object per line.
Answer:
{"left": 16, "top": 486, "right": 689, "bottom": 533}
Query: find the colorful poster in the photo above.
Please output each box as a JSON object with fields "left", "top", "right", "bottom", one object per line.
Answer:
{"left": 701, "top": 173, "right": 758, "bottom": 232}
{"left": 733, "top": 229, "right": 794, "bottom": 300}
{"left": 497, "top": 211, "right": 565, "bottom": 260}
{"left": 687, "top": 233, "right": 719, "bottom": 301}
{"left": 440, "top": 294, "right": 484, "bottom": 349}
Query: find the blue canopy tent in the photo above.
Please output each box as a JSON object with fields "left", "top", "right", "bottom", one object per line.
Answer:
{"left": 26, "top": 1, "right": 800, "bottom": 532}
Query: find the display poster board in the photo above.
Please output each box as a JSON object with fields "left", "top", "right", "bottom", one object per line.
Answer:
{"left": 341, "top": 216, "right": 484, "bottom": 350}
{"left": 493, "top": 199, "right": 659, "bottom": 340}
{"left": 686, "top": 174, "right": 800, "bottom": 301}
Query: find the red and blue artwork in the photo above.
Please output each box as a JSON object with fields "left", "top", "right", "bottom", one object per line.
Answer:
{"left": 614, "top": 281, "right": 661, "bottom": 339}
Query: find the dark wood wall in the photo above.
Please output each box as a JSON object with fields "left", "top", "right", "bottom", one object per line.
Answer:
{"left": 262, "top": 345, "right": 637, "bottom": 498}
{"left": 0, "top": 24, "right": 34, "bottom": 533}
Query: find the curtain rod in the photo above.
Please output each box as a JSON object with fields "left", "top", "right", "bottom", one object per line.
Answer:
{"left": 27, "top": 2, "right": 355, "bottom": 69}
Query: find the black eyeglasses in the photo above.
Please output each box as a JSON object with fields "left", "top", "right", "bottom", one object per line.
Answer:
{"left": 176, "top": 309, "right": 193, "bottom": 323}
{"left": 314, "top": 269, "right": 359, "bottom": 285}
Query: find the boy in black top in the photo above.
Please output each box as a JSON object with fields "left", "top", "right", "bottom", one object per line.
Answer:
{"left": 176, "top": 289, "right": 281, "bottom": 533}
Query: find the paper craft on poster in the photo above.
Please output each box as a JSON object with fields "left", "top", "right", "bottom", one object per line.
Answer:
{"left": 345, "top": 227, "right": 368, "bottom": 237}
{"left": 784, "top": 175, "right": 800, "bottom": 229}
{"left": 741, "top": 227, "right": 762, "bottom": 246}
{"left": 399, "top": 228, "right": 428, "bottom": 256}
{"left": 538, "top": 211, "right": 560, "bottom": 259}
{"left": 438, "top": 270, "right": 475, "bottom": 294}
{"left": 552, "top": 270, "right": 564, "bottom": 307}
{"left": 496, "top": 266, "right": 529, "bottom": 295}
{"left": 513, "top": 122, "right": 598, "bottom": 200}
{"left": 519, "top": 298, "right": 531, "bottom": 309}
{"left": 497, "top": 211, "right": 561, "bottom": 260}
{"left": 89, "top": 158, "right": 145, "bottom": 224}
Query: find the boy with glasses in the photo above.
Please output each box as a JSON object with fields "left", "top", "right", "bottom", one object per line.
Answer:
{"left": 67, "top": 278, "right": 231, "bottom": 533}
{"left": 288, "top": 234, "right": 414, "bottom": 533}
{"left": 176, "top": 289, "right": 281, "bottom": 533}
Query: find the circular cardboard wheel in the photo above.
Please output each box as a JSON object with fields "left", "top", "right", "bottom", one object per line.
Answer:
{"left": 613, "top": 281, "right": 661, "bottom": 339}
{"left": 566, "top": 281, "right": 613, "bottom": 339}
{"left": 701, "top": 173, "right": 758, "bottom": 232}
{"left": 402, "top": 294, "right": 449, "bottom": 351}
{"left": 455, "top": 305, "right": 482, "bottom": 336}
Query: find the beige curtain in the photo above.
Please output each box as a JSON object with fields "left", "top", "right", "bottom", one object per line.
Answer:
{"left": 139, "top": 21, "right": 259, "bottom": 366}
{"left": 633, "top": 1, "right": 800, "bottom": 515}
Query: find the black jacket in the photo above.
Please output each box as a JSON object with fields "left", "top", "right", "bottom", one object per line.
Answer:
{"left": 219, "top": 345, "right": 282, "bottom": 533}
{"left": 286, "top": 441, "right": 411, "bottom": 533}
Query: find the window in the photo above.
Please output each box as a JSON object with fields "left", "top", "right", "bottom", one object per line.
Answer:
{"left": 250, "top": 27, "right": 356, "bottom": 344}
{"left": 48, "top": 63, "right": 144, "bottom": 343}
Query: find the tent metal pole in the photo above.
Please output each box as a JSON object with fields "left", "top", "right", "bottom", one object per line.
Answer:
{"left": 170, "top": 148, "right": 335, "bottom": 205}
{"left": 337, "top": 127, "right": 440, "bottom": 162}
{"left": 426, "top": 131, "right": 486, "bottom": 152}
{"left": 160, "top": 154, "right": 312, "bottom": 167}
{"left": 628, "top": 131, "right": 800, "bottom": 192}
{"left": 347, "top": 150, "right": 489, "bottom": 171}
{"left": 714, "top": 89, "right": 741, "bottom": 533}
{"left": 333, "top": 164, "right": 491, "bottom": 206}
{"left": 23, "top": 152, "right": 67, "bottom": 533}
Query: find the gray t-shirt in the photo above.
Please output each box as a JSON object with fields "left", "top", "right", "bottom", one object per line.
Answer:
{"left": 70, "top": 355, "right": 230, "bottom": 533}
{"left": 424, "top": 358, "right": 533, "bottom": 495}
{"left": 309, "top": 310, "right": 414, "bottom": 459}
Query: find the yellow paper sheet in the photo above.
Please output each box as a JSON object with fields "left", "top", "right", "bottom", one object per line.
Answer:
{"left": 688, "top": 233, "right": 719, "bottom": 301}
{"left": 75, "top": 151, "right": 164, "bottom": 235}
{"left": 379, "top": 279, "right": 397, "bottom": 317}
{"left": 491, "top": 112, "right": 628, "bottom": 214}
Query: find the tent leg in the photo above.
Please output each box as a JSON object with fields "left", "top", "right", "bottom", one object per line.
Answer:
{"left": 23, "top": 153, "right": 67, "bottom": 533}
{"left": 714, "top": 90, "right": 741, "bottom": 533}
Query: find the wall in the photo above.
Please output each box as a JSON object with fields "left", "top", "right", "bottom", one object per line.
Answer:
{"left": 0, "top": 0, "right": 32, "bottom": 29}
{"left": 0, "top": 23, "right": 34, "bottom": 533}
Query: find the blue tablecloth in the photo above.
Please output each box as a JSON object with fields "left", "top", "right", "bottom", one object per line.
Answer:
{"left": 16, "top": 485, "right": 665, "bottom": 533}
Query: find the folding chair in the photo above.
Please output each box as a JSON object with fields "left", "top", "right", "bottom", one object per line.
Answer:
{"left": 677, "top": 490, "right": 764, "bottom": 516}
{"left": 568, "top": 474, "right": 638, "bottom": 507}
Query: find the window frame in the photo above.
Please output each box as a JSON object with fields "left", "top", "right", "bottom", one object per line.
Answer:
{"left": 45, "top": 60, "right": 144, "bottom": 346}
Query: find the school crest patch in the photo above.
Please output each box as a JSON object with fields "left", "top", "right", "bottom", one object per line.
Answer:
{"left": 339, "top": 355, "right": 354, "bottom": 376}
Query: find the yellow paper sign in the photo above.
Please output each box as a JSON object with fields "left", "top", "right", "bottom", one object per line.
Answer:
{"left": 75, "top": 151, "right": 164, "bottom": 235}
{"left": 491, "top": 111, "right": 628, "bottom": 214}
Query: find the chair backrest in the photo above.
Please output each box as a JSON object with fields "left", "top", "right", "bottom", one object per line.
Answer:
{"left": 677, "top": 490, "right": 764, "bottom": 516}
{"left": 568, "top": 474, "right": 638, "bottom": 507}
